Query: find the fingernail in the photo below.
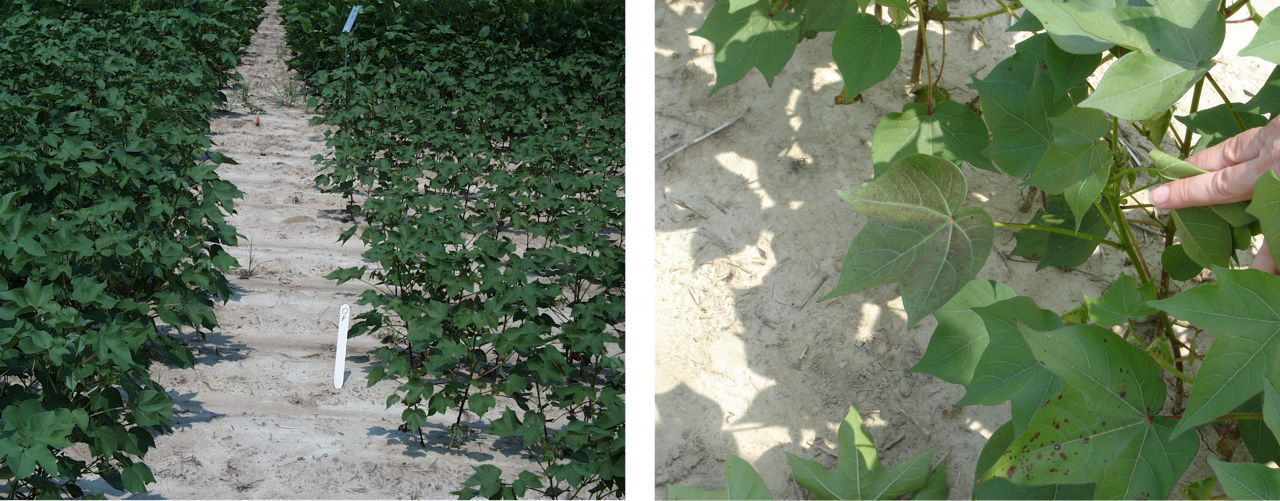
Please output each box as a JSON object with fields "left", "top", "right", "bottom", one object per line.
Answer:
{"left": 1150, "top": 185, "right": 1168, "bottom": 206}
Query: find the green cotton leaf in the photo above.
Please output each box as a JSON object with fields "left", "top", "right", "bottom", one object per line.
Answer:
{"left": 1024, "top": 107, "right": 1111, "bottom": 227}
{"left": 823, "top": 154, "right": 994, "bottom": 326}
{"left": 972, "top": 422, "right": 1096, "bottom": 499}
{"left": 1011, "top": 197, "right": 1111, "bottom": 270}
{"left": 1151, "top": 267, "right": 1280, "bottom": 437}
{"left": 728, "top": 0, "right": 760, "bottom": 13}
{"left": 1236, "top": 393, "right": 1280, "bottom": 463}
{"left": 1018, "top": 0, "right": 1114, "bottom": 54}
{"left": 1178, "top": 103, "right": 1268, "bottom": 151}
{"left": 1242, "top": 11, "right": 1280, "bottom": 64}
{"left": 121, "top": 462, "right": 155, "bottom": 493}
{"left": 692, "top": 1, "right": 802, "bottom": 93}
{"left": 1210, "top": 460, "right": 1280, "bottom": 500}
{"left": 786, "top": 403, "right": 879, "bottom": 499}
{"left": 467, "top": 393, "right": 496, "bottom": 416}
{"left": 981, "top": 324, "right": 1199, "bottom": 499}
{"left": 1248, "top": 171, "right": 1280, "bottom": 265}
{"left": 957, "top": 297, "right": 1064, "bottom": 435}
{"left": 669, "top": 453, "right": 773, "bottom": 500}
{"left": 1062, "top": 168, "right": 1108, "bottom": 231}
{"left": 1022, "top": 0, "right": 1223, "bottom": 67}
{"left": 1026, "top": 107, "right": 1111, "bottom": 193}
{"left": 1044, "top": 41, "right": 1102, "bottom": 99}
{"left": 1084, "top": 274, "right": 1157, "bottom": 327}
{"left": 1266, "top": 381, "right": 1280, "bottom": 446}
{"left": 1171, "top": 206, "right": 1234, "bottom": 269}
{"left": 1009, "top": 10, "right": 1044, "bottom": 32}
{"left": 910, "top": 279, "right": 1017, "bottom": 386}
{"left": 912, "top": 462, "right": 948, "bottom": 500}
{"left": 974, "top": 35, "right": 1080, "bottom": 177}
{"left": 1081, "top": 51, "right": 1212, "bottom": 120}
{"left": 831, "top": 13, "right": 900, "bottom": 99}
{"left": 862, "top": 448, "right": 936, "bottom": 499}
{"left": 871, "top": 100, "right": 995, "bottom": 176}
{"left": 801, "top": 0, "right": 863, "bottom": 38}
{"left": 1241, "top": 66, "right": 1280, "bottom": 117}
{"left": 788, "top": 403, "right": 936, "bottom": 499}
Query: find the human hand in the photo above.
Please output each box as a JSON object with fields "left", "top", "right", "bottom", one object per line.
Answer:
{"left": 1150, "top": 118, "right": 1280, "bottom": 273}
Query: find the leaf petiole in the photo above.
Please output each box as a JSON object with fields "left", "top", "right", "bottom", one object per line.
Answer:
{"left": 993, "top": 221, "right": 1123, "bottom": 248}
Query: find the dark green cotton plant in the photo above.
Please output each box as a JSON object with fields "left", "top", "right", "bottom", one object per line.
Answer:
{"left": 280, "top": 1, "right": 623, "bottom": 498}
{"left": 694, "top": 0, "right": 1280, "bottom": 496}
{"left": 0, "top": 0, "right": 263, "bottom": 497}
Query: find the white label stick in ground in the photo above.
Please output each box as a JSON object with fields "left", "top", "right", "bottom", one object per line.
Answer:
{"left": 334, "top": 304, "right": 350, "bottom": 389}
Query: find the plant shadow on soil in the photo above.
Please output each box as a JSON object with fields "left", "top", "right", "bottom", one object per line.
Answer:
{"left": 368, "top": 421, "right": 526, "bottom": 461}
{"left": 655, "top": 1, "right": 1029, "bottom": 497}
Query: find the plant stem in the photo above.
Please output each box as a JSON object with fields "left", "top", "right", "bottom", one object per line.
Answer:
{"left": 1223, "top": 0, "right": 1252, "bottom": 18}
{"left": 1216, "top": 412, "right": 1263, "bottom": 421}
{"left": 1205, "top": 73, "right": 1248, "bottom": 133}
{"left": 933, "top": 2, "right": 1022, "bottom": 21}
{"left": 912, "top": 0, "right": 929, "bottom": 84}
{"left": 993, "top": 221, "right": 1123, "bottom": 248}
{"left": 1182, "top": 79, "right": 1205, "bottom": 157}
{"left": 1099, "top": 197, "right": 1152, "bottom": 282}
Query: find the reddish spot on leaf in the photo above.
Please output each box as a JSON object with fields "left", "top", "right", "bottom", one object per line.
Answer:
{"left": 1006, "top": 465, "right": 1017, "bottom": 478}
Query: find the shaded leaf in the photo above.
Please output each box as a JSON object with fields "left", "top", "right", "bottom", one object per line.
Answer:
{"left": 1178, "top": 102, "right": 1268, "bottom": 152}
{"left": 1240, "top": 65, "right": 1280, "bottom": 117}
{"left": 832, "top": 14, "right": 900, "bottom": 98}
{"left": 1084, "top": 274, "right": 1157, "bottom": 327}
{"left": 1011, "top": 197, "right": 1111, "bottom": 270}
{"left": 911, "top": 279, "right": 1017, "bottom": 386}
{"left": 957, "top": 297, "right": 1064, "bottom": 435}
{"left": 1171, "top": 206, "right": 1233, "bottom": 269}
{"left": 801, "top": 0, "right": 862, "bottom": 37}
{"left": 871, "top": 100, "right": 995, "bottom": 176}
{"left": 824, "top": 154, "right": 994, "bottom": 325}
{"left": 693, "top": 1, "right": 802, "bottom": 93}
{"left": 669, "top": 454, "right": 773, "bottom": 500}
{"left": 1248, "top": 171, "right": 1280, "bottom": 265}
{"left": 974, "top": 35, "right": 1078, "bottom": 177}
{"left": 1150, "top": 267, "right": 1280, "bottom": 437}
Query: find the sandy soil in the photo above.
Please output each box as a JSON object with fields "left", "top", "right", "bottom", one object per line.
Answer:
{"left": 82, "top": 2, "right": 543, "bottom": 498}
{"left": 655, "top": 0, "right": 1279, "bottom": 498}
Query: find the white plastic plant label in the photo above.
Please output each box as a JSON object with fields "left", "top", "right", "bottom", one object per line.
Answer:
{"left": 334, "top": 304, "right": 350, "bottom": 389}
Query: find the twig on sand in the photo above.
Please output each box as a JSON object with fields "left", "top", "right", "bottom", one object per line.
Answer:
{"left": 657, "top": 108, "right": 750, "bottom": 165}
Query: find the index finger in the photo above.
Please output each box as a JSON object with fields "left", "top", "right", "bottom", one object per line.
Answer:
{"left": 1185, "top": 121, "right": 1278, "bottom": 171}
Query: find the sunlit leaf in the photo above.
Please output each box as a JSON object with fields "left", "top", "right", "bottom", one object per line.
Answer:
{"left": 981, "top": 324, "right": 1198, "bottom": 499}
{"left": 1210, "top": 460, "right": 1280, "bottom": 500}
{"left": 1242, "top": 11, "right": 1280, "bottom": 64}
{"left": 1151, "top": 267, "right": 1280, "bottom": 437}
{"left": 1081, "top": 52, "right": 1212, "bottom": 120}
